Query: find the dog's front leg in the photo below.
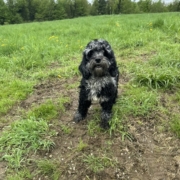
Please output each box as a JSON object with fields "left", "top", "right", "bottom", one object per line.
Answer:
{"left": 74, "top": 87, "right": 91, "bottom": 123}
{"left": 100, "top": 101, "right": 114, "bottom": 129}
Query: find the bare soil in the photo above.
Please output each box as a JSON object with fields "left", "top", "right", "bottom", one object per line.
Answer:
{"left": 1, "top": 76, "right": 180, "bottom": 180}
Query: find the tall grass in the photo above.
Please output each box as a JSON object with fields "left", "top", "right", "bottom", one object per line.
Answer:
{"left": 132, "top": 65, "right": 180, "bottom": 89}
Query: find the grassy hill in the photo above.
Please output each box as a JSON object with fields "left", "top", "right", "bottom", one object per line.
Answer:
{"left": 0, "top": 12, "right": 180, "bottom": 179}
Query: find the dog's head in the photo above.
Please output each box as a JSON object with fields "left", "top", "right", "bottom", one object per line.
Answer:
{"left": 79, "top": 39, "right": 118, "bottom": 79}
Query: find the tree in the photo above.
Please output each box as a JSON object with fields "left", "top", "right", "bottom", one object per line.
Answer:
{"left": 98, "top": 0, "right": 107, "bottom": 14}
{"left": 150, "top": 0, "right": 167, "bottom": 12}
{"left": 6, "top": 0, "right": 23, "bottom": 24}
{"left": 33, "top": 0, "right": 56, "bottom": 21}
{"left": 107, "top": 0, "right": 119, "bottom": 14}
{"left": 91, "top": 0, "right": 107, "bottom": 15}
{"left": 90, "top": 0, "right": 99, "bottom": 15}
{"left": 53, "top": 0, "right": 67, "bottom": 20}
{"left": 74, "top": 0, "right": 89, "bottom": 17}
{"left": 45, "top": 0, "right": 56, "bottom": 20}
{"left": 116, "top": 0, "right": 122, "bottom": 13}
{"left": 0, "top": 0, "right": 9, "bottom": 24}
{"left": 121, "top": 0, "right": 135, "bottom": 14}
{"left": 138, "top": 0, "right": 152, "bottom": 13}
{"left": 168, "top": 0, "right": 180, "bottom": 12}
{"left": 1, "top": 0, "right": 177, "bottom": 24}
{"left": 34, "top": 0, "right": 48, "bottom": 21}
{"left": 16, "top": 0, "right": 30, "bottom": 21}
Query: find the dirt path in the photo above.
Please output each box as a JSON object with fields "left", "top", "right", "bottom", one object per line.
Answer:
{"left": 1, "top": 77, "right": 180, "bottom": 180}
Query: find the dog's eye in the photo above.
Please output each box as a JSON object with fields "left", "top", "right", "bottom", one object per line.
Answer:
{"left": 87, "top": 50, "right": 93, "bottom": 58}
{"left": 103, "top": 50, "right": 109, "bottom": 57}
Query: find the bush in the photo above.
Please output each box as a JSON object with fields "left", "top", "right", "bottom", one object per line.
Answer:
{"left": 152, "top": 18, "right": 164, "bottom": 29}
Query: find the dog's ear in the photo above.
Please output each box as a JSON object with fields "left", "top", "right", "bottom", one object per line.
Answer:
{"left": 100, "top": 40, "right": 118, "bottom": 78}
{"left": 102, "top": 40, "right": 114, "bottom": 59}
{"left": 110, "top": 67, "right": 119, "bottom": 81}
{"left": 109, "top": 60, "right": 119, "bottom": 78}
{"left": 84, "top": 44, "right": 94, "bottom": 59}
{"left": 79, "top": 54, "right": 91, "bottom": 79}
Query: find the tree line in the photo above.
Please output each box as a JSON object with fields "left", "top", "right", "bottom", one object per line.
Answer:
{"left": 0, "top": 0, "right": 180, "bottom": 25}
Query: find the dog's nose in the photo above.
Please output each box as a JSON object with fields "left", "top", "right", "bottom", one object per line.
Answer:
{"left": 95, "top": 59, "right": 101, "bottom": 63}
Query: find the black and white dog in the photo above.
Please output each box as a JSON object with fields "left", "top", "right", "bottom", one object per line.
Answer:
{"left": 74, "top": 39, "right": 119, "bottom": 129}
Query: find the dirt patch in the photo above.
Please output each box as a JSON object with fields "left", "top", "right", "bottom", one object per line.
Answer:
{"left": 139, "top": 51, "right": 157, "bottom": 62}
{"left": 0, "top": 162, "right": 6, "bottom": 180}
{"left": 0, "top": 77, "right": 80, "bottom": 126}
{"left": 47, "top": 113, "right": 180, "bottom": 180}
{"left": 1, "top": 75, "right": 180, "bottom": 180}
{"left": 21, "top": 77, "right": 80, "bottom": 109}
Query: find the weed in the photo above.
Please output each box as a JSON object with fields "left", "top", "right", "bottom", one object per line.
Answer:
{"left": 109, "top": 110, "right": 130, "bottom": 139}
{"left": 87, "top": 119, "right": 102, "bottom": 136}
{"left": 37, "top": 159, "right": 60, "bottom": 180}
{"left": 170, "top": 115, "right": 180, "bottom": 138}
{"left": 83, "top": 154, "right": 116, "bottom": 173}
{"left": 152, "top": 18, "right": 164, "bottom": 29}
{"left": 173, "top": 91, "right": 180, "bottom": 103}
{"left": 58, "top": 96, "right": 70, "bottom": 113}
{"left": 76, "top": 139, "right": 88, "bottom": 151}
{"left": 87, "top": 110, "right": 102, "bottom": 136}
{"left": 60, "top": 124, "right": 72, "bottom": 134}
{"left": 6, "top": 168, "right": 33, "bottom": 180}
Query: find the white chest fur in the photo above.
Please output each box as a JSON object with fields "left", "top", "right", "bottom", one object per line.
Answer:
{"left": 86, "top": 76, "right": 116, "bottom": 102}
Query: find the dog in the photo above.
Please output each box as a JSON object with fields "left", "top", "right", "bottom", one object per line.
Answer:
{"left": 74, "top": 39, "right": 119, "bottom": 129}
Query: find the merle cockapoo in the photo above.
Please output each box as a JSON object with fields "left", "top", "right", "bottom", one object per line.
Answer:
{"left": 74, "top": 39, "right": 119, "bottom": 129}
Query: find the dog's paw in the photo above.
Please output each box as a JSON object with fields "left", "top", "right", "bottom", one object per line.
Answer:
{"left": 73, "top": 111, "right": 83, "bottom": 123}
{"left": 100, "top": 121, "right": 110, "bottom": 129}
{"left": 100, "top": 112, "right": 111, "bottom": 129}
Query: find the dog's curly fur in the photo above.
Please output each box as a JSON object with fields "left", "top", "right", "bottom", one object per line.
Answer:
{"left": 74, "top": 39, "right": 119, "bottom": 129}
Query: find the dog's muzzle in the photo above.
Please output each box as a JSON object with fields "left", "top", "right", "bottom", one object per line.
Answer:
{"left": 88, "top": 59, "right": 109, "bottom": 77}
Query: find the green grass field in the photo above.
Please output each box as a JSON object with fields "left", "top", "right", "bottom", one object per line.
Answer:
{"left": 0, "top": 12, "right": 180, "bottom": 179}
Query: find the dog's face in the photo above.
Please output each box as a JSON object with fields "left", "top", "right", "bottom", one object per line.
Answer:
{"left": 86, "top": 49, "right": 109, "bottom": 77}
{"left": 79, "top": 39, "right": 117, "bottom": 79}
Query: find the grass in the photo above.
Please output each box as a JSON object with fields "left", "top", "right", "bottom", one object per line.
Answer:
{"left": 117, "top": 85, "right": 158, "bottom": 116}
{"left": 76, "top": 139, "right": 88, "bottom": 151}
{"left": 60, "top": 124, "right": 72, "bottom": 134}
{"left": 109, "top": 85, "right": 158, "bottom": 138}
{"left": 27, "top": 96, "right": 70, "bottom": 120}
{"left": 0, "top": 79, "right": 34, "bottom": 115}
{"left": 0, "top": 12, "right": 180, "bottom": 179}
{"left": 87, "top": 108, "right": 102, "bottom": 136}
{"left": 37, "top": 159, "right": 60, "bottom": 180}
{"left": 0, "top": 117, "right": 56, "bottom": 169}
{"left": 83, "top": 154, "right": 117, "bottom": 173}
{"left": 6, "top": 168, "right": 33, "bottom": 180}
{"left": 170, "top": 115, "right": 180, "bottom": 138}
{"left": 131, "top": 62, "right": 180, "bottom": 89}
